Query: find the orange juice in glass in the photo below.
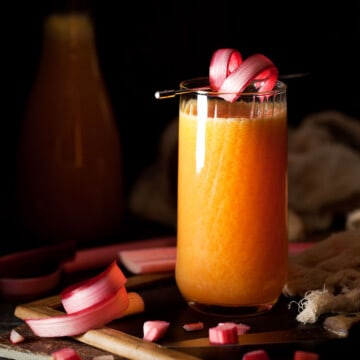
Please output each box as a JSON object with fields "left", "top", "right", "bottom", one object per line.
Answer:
{"left": 176, "top": 77, "right": 288, "bottom": 316}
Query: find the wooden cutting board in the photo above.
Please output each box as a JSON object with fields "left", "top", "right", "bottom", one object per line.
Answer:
{"left": 0, "top": 323, "right": 125, "bottom": 360}
{"left": 0, "top": 273, "right": 201, "bottom": 360}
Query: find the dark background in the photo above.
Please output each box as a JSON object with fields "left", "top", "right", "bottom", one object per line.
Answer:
{"left": 2, "top": 0, "right": 360, "bottom": 243}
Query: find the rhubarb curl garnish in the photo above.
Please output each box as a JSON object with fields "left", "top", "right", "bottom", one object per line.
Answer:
{"left": 25, "top": 261, "right": 129, "bottom": 337}
{"left": 209, "top": 48, "right": 242, "bottom": 92}
{"left": 61, "top": 260, "right": 127, "bottom": 313}
{"left": 209, "top": 48, "right": 278, "bottom": 102}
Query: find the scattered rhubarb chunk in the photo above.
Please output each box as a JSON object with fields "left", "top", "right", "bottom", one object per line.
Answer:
{"left": 209, "top": 323, "right": 238, "bottom": 345}
{"left": 51, "top": 347, "right": 82, "bottom": 360}
{"left": 183, "top": 322, "right": 204, "bottom": 332}
{"left": 118, "top": 246, "right": 176, "bottom": 274}
{"left": 294, "top": 350, "right": 319, "bottom": 360}
{"left": 9, "top": 329, "right": 25, "bottom": 344}
{"left": 218, "top": 322, "right": 251, "bottom": 335}
{"left": 242, "top": 349, "right": 270, "bottom": 360}
{"left": 143, "top": 320, "right": 170, "bottom": 342}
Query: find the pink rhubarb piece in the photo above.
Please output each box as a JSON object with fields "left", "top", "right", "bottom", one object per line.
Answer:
{"left": 119, "top": 246, "right": 176, "bottom": 274}
{"left": 143, "top": 320, "right": 170, "bottom": 342}
{"left": 51, "top": 347, "right": 82, "bottom": 360}
{"left": 209, "top": 323, "right": 238, "bottom": 345}
{"left": 183, "top": 322, "right": 204, "bottom": 332}
{"left": 242, "top": 349, "right": 270, "bottom": 360}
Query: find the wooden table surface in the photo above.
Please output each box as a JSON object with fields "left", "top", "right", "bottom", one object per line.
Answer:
{"left": 1, "top": 280, "right": 360, "bottom": 360}
{"left": 0, "top": 219, "right": 359, "bottom": 360}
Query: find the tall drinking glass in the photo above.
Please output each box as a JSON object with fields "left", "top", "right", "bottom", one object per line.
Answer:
{"left": 176, "top": 78, "right": 288, "bottom": 316}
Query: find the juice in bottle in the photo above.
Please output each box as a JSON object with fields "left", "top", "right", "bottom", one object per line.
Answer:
{"left": 176, "top": 79, "right": 288, "bottom": 315}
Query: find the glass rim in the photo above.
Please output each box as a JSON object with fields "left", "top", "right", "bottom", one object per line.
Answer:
{"left": 179, "top": 76, "right": 287, "bottom": 97}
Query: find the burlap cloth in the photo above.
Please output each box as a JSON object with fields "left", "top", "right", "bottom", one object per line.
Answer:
{"left": 288, "top": 110, "right": 360, "bottom": 239}
{"left": 284, "top": 229, "right": 360, "bottom": 324}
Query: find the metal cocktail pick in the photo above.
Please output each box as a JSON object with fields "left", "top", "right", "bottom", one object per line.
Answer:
{"left": 154, "top": 87, "right": 211, "bottom": 99}
{"left": 154, "top": 73, "right": 311, "bottom": 99}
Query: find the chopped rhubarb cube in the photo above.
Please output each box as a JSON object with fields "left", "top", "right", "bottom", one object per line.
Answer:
{"left": 183, "top": 322, "right": 204, "bottom": 332}
{"left": 218, "top": 322, "right": 251, "bottom": 335}
{"left": 51, "top": 347, "right": 82, "bottom": 360}
{"left": 9, "top": 329, "right": 25, "bottom": 344}
{"left": 242, "top": 349, "right": 270, "bottom": 360}
{"left": 209, "top": 323, "right": 238, "bottom": 345}
{"left": 143, "top": 320, "right": 170, "bottom": 342}
{"left": 294, "top": 350, "right": 319, "bottom": 360}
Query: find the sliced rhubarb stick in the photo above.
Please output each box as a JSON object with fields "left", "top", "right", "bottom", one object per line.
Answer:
{"left": 0, "top": 267, "right": 62, "bottom": 300}
{"left": 209, "top": 323, "right": 238, "bottom": 345}
{"left": 26, "top": 287, "right": 129, "bottom": 337}
{"left": 0, "top": 241, "right": 75, "bottom": 278}
{"left": 118, "top": 246, "right": 176, "bottom": 274}
{"left": 143, "top": 320, "right": 170, "bottom": 342}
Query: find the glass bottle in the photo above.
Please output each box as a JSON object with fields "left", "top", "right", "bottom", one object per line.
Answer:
{"left": 16, "top": 4, "right": 124, "bottom": 245}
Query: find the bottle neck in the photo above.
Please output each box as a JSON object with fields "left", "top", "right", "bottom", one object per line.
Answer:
{"left": 38, "top": 12, "right": 100, "bottom": 76}
{"left": 46, "top": 0, "right": 94, "bottom": 16}
{"left": 44, "top": 12, "right": 95, "bottom": 51}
